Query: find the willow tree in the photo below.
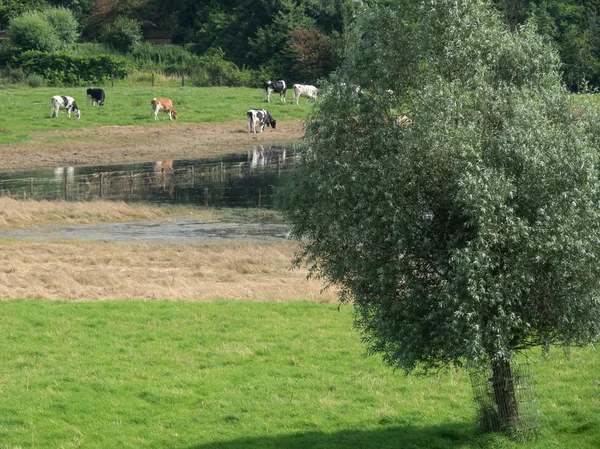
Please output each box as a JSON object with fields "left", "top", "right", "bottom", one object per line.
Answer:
{"left": 279, "top": 0, "right": 600, "bottom": 430}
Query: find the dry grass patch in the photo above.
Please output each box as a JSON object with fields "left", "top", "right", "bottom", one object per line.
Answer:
{"left": 0, "top": 199, "right": 324, "bottom": 302}
{"left": 0, "top": 198, "right": 221, "bottom": 228}
{"left": 0, "top": 240, "right": 337, "bottom": 302}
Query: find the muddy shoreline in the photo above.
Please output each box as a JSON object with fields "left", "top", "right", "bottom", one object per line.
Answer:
{"left": 0, "top": 120, "right": 304, "bottom": 173}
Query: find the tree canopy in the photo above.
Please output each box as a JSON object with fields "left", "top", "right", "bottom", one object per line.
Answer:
{"left": 280, "top": 0, "right": 600, "bottom": 376}
{"left": 7, "top": 7, "right": 79, "bottom": 53}
{"left": 2, "top": 0, "right": 600, "bottom": 89}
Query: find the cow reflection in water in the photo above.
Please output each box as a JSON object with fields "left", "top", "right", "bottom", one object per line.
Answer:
{"left": 250, "top": 145, "right": 265, "bottom": 168}
{"left": 153, "top": 161, "right": 174, "bottom": 193}
{"left": 54, "top": 167, "right": 74, "bottom": 182}
{"left": 153, "top": 160, "right": 173, "bottom": 172}
{"left": 248, "top": 146, "right": 287, "bottom": 169}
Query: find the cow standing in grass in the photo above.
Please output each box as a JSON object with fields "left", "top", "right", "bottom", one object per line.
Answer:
{"left": 87, "top": 88, "right": 105, "bottom": 107}
{"left": 263, "top": 80, "right": 287, "bottom": 103}
{"left": 292, "top": 84, "right": 319, "bottom": 105}
{"left": 50, "top": 95, "right": 81, "bottom": 119}
{"left": 151, "top": 98, "right": 177, "bottom": 121}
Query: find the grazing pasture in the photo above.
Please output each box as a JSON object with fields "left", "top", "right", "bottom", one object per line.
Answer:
{"left": 0, "top": 300, "right": 598, "bottom": 449}
{"left": 0, "top": 85, "right": 312, "bottom": 145}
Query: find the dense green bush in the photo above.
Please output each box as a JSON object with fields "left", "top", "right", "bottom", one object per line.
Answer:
{"left": 283, "top": 28, "right": 332, "bottom": 84}
{"left": 17, "top": 51, "right": 129, "bottom": 85}
{"left": 43, "top": 7, "right": 79, "bottom": 50}
{"left": 7, "top": 7, "right": 79, "bottom": 53}
{"left": 132, "top": 42, "right": 197, "bottom": 66}
{"left": 8, "top": 11, "right": 60, "bottom": 52}
{"left": 0, "top": 40, "right": 20, "bottom": 67}
{"left": 100, "top": 17, "right": 142, "bottom": 53}
{"left": 74, "top": 41, "right": 199, "bottom": 74}
{"left": 72, "top": 42, "right": 119, "bottom": 57}
{"left": 189, "top": 48, "right": 262, "bottom": 87}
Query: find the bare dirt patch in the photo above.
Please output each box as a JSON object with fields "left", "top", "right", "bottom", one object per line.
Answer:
{"left": 0, "top": 120, "right": 304, "bottom": 172}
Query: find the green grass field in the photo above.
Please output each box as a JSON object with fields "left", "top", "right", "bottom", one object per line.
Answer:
{"left": 0, "top": 82, "right": 312, "bottom": 144}
{"left": 0, "top": 300, "right": 598, "bottom": 449}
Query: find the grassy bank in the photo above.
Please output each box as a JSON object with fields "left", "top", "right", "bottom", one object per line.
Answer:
{"left": 0, "top": 85, "right": 312, "bottom": 145}
{"left": 0, "top": 300, "right": 598, "bottom": 448}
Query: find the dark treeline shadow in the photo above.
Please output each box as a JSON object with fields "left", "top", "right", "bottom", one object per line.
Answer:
{"left": 186, "top": 422, "right": 479, "bottom": 449}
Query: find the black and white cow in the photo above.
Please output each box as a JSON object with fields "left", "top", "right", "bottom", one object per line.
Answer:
{"left": 247, "top": 109, "right": 276, "bottom": 133}
{"left": 86, "top": 88, "right": 105, "bottom": 107}
{"left": 50, "top": 95, "right": 80, "bottom": 119}
{"left": 263, "top": 80, "right": 287, "bottom": 103}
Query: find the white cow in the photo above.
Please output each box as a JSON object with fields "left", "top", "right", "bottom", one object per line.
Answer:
{"left": 292, "top": 84, "right": 319, "bottom": 105}
{"left": 50, "top": 95, "right": 81, "bottom": 119}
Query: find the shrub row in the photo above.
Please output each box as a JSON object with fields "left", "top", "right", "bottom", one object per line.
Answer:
{"left": 15, "top": 51, "right": 129, "bottom": 86}
{"left": 74, "top": 44, "right": 268, "bottom": 87}
{"left": 0, "top": 42, "right": 270, "bottom": 87}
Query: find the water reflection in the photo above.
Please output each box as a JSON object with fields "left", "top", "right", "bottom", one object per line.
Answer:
{"left": 153, "top": 161, "right": 174, "bottom": 172}
{"left": 0, "top": 145, "right": 295, "bottom": 208}
{"left": 54, "top": 166, "right": 74, "bottom": 182}
{"left": 250, "top": 146, "right": 286, "bottom": 169}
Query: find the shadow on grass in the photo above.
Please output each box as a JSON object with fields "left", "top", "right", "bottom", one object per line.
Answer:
{"left": 188, "top": 422, "right": 479, "bottom": 449}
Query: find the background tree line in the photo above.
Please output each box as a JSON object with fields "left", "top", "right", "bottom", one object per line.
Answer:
{"left": 1, "top": 0, "right": 600, "bottom": 90}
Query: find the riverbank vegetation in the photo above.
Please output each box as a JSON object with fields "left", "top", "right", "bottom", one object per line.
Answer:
{"left": 0, "top": 299, "right": 598, "bottom": 448}
{"left": 0, "top": 239, "right": 333, "bottom": 301}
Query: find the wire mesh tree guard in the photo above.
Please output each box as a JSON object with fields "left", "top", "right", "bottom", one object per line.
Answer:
{"left": 469, "top": 359, "right": 540, "bottom": 439}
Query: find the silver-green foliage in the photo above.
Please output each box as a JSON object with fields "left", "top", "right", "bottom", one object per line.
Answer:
{"left": 8, "top": 7, "right": 79, "bottom": 52}
{"left": 8, "top": 10, "right": 60, "bottom": 52}
{"left": 280, "top": 0, "right": 600, "bottom": 372}
{"left": 43, "top": 7, "right": 79, "bottom": 50}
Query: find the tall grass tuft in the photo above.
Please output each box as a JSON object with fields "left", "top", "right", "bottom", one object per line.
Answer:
{"left": 26, "top": 73, "right": 46, "bottom": 87}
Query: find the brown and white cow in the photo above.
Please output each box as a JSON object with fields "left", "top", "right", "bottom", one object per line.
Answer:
{"left": 151, "top": 98, "right": 177, "bottom": 121}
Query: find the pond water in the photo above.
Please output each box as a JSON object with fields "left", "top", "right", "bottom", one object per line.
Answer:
{"left": 0, "top": 145, "right": 295, "bottom": 209}
{"left": 0, "top": 217, "right": 291, "bottom": 244}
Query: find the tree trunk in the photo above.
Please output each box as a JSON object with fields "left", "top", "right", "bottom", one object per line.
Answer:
{"left": 491, "top": 358, "right": 520, "bottom": 427}
{"left": 503, "top": 0, "right": 524, "bottom": 33}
